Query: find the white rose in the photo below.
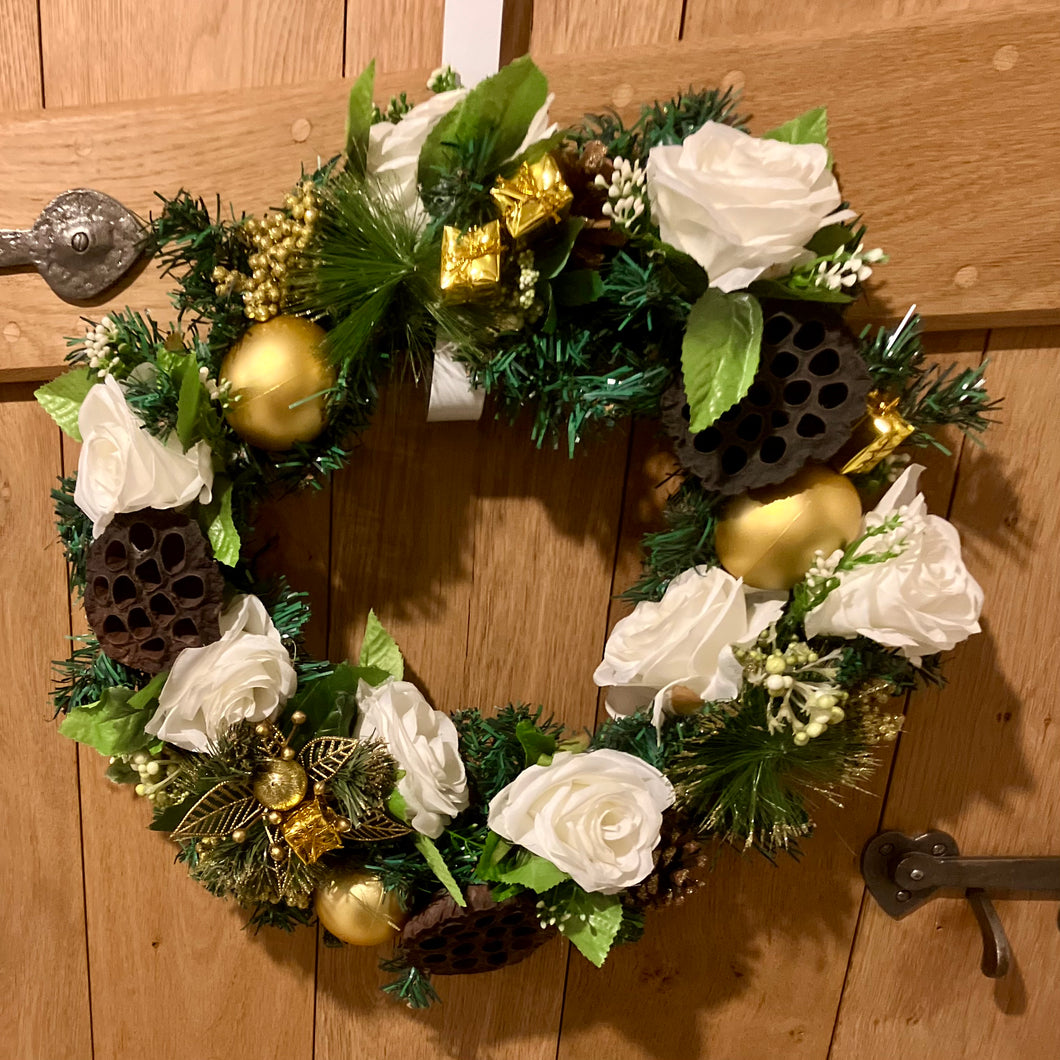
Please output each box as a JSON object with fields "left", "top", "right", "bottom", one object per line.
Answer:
{"left": 145, "top": 594, "right": 297, "bottom": 752}
{"left": 488, "top": 750, "right": 675, "bottom": 894}
{"left": 74, "top": 375, "right": 213, "bottom": 537}
{"left": 804, "top": 464, "right": 984, "bottom": 662}
{"left": 354, "top": 678, "right": 468, "bottom": 839}
{"left": 646, "top": 121, "right": 853, "bottom": 292}
{"left": 367, "top": 88, "right": 467, "bottom": 228}
{"left": 593, "top": 565, "right": 785, "bottom": 727}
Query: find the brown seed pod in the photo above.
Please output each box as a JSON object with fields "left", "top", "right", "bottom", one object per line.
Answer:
{"left": 84, "top": 508, "right": 224, "bottom": 673}
{"left": 398, "top": 885, "right": 555, "bottom": 976}
{"left": 662, "top": 302, "right": 872, "bottom": 494}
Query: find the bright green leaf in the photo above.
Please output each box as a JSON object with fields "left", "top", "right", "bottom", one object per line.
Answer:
{"left": 681, "top": 287, "right": 763, "bottom": 433}
{"left": 345, "top": 60, "right": 376, "bottom": 178}
{"left": 59, "top": 675, "right": 166, "bottom": 757}
{"left": 419, "top": 56, "right": 547, "bottom": 198}
{"left": 175, "top": 355, "right": 202, "bottom": 449}
{"left": 553, "top": 270, "right": 605, "bottom": 307}
{"left": 497, "top": 853, "right": 569, "bottom": 893}
{"left": 359, "top": 609, "right": 404, "bottom": 680}
{"left": 563, "top": 891, "right": 623, "bottom": 967}
{"left": 34, "top": 368, "right": 94, "bottom": 441}
{"left": 387, "top": 788, "right": 410, "bottom": 822}
{"left": 474, "top": 831, "right": 513, "bottom": 881}
{"left": 413, "top": 833, "right": 467, "bottom": 907}
{"left": 516, "top": 718, "right": 556, "bottom": 767}
{"left": 749, "top": 277, "right": 854, "bottom": 305}
{"left": 203, "top": 481, "right": 240, "bottom": 566}
{"left": 764, "top": 106, "right": 829, "bottom": 149}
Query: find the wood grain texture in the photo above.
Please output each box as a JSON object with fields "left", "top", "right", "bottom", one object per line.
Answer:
{"left": 0, "top": 0, "right": 42, "bottom": 111}
{"left": 531, "top": 0, "right": 684, "bottom": 52}
{"left": 314, "top": 391, "right": 631, "bottom": 1060}
{"left": 830, "top": 328, "right": 1060, "bottom": 1060}
{"left": 0, "top": 390, "right": 91, "bottom": 1060}
{"left": 682, "top": 0, "right": 1028, "bottom": 40}
{"left": 345, "top": 0, "right": 444, "bottom": 74}
{"left": 557, "top": 333, "right": 985, "bottom": 1060}
{"left": 38, "top": 0, "right": 345, "bottom": 107}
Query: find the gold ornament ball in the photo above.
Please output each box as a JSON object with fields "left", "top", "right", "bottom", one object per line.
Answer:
{"left": 715, "top": 465, "right": 863, "bottom": 590}
{"left": 313, "top": 868, "right": 406, "bottom": 946}
{"left": 252, "top": 758, "right": 308, "bottom": 810}
{"left": 220, "top": 316, "right": 336, "bottom": 451}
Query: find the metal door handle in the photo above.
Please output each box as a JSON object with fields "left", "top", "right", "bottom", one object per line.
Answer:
{"left": 862, "top": 830, "right": 1060, "bottom": 979}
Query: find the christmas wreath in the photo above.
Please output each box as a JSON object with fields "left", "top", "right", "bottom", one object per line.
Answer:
{"left": 34, "top": 58, "right": 995, "bottom": 1007}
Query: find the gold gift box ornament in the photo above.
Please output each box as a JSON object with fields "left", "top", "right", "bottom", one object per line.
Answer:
{"left": 491, "top": 155, "right": 574, "bottom": 240}
{"left": 836, "top": 391, "right": 915, "bottom": 475}
{"left": 440, "top": 219, "right": 504, "bottom": 302}
{"left": 281, "top": 798, "right": 346, "bottom": 864}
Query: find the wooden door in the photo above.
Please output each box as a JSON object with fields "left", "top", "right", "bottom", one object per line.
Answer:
{"left": 2, "top": 3, "right": 1058, "bottom": 1058}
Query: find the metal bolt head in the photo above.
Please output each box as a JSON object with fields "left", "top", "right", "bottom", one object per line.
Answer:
{"left": 909, "top": 868, "right": 925, "bottom": 882}
{"left": 879, "top": 843, "right": 894, "bottom": 856}
{"left": 71, "top": 230, "right": 90, "bottom": 252}
{"left": 931, "top": 843, "right": 947, "bottom": 856}
{"left": 895, "top": 890, "right": 911, "bottom": 902}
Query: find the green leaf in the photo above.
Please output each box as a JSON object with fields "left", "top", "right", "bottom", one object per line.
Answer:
{"left": 535, "top": 217, "right": 586, "bottom": 280}
{"left": 387, "top": 788, "right": 410, "bottom": 822}
{"left": 553, "top": 270, "right": 604, "bottom": 307}
{"left": 413, "top": 833, "right": 467, "bottom": 906}
{"left": 58, "top": 674, "right": 167, "bottom": 757}
{"left": 202, "top": 480, "right": 240, "bottom": 566}
{"left": 286, "top": 662, "right": 362, "bottom": 741}
{"left": 497, "top": 852, "right": 569, "bottom": 893}
{"left": 359, "top": 610, "right": 404, "bottom": 680}
{"left": 104, "top": 759, "right": 139, "bottom": 785}
{"left": 749, "top": 278, "right": 854, "bottom": 305}
{"left": 681, "top": 288, "right": 763, "bottom": 433}
{"left": 516, "top": 718, "right": 557, "bottom": 767}
{"left": 563, "top": 891, "right": 623, "bottom": 967}
{"left": 174, "top": 355, "right": 202, "bottom": 449}
{"left": 806, "top": 223, "right": 857, "bottom": 257}
{"left": 419, "top": 56, "right": 548, "bottom": 197}
{"left": 474, "top": 831, "right": 513, "bottom": 881}
{"left": 345, "top": 60, "right": 376, "bottom": 178}
{"left": 34, "top": 368, "right": 94, "bottom": 441}
{"left": 764, "top": 106, "right": 829, "bottom": 148}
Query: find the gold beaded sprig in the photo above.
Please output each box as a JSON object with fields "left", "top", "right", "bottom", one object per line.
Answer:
{"left": 211, "top": 182, "right": 320, "bottom": 323}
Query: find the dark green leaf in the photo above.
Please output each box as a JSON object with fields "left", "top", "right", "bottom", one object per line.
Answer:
{"left": 749, "top": 278, "right": 854, "bottom": 305}
{"left": 535, "top": 217, "right": 586, "bottom": 280}
{"left": 681, "top": 288, "right": 763, "bottom": 432}
{"left": 174, "top": 354, "right": 203, "bottom": 449}
{"left": 285, "top": 662, "right": 362, "bottom": 740}
{"left": 516, "top": 718, "right": 556, "bottom": 766}
{"left": 553, "top": 269, "right": 605, "bottom": 307}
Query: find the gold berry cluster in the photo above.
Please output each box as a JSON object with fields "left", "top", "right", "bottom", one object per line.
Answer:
{"left": 211, "top": 182, "right": 320, "bottom": 323}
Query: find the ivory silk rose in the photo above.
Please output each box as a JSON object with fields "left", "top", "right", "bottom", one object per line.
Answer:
{"left": 805, "top": 464, "right": 984, "bottom": 662}
{"left": 145, "top": 594, "right": 297, "bottom": 752}
{"left": 354, "top": 678, "right": 469, "bottom": 839}
{"left": 487, "top": 749, "right": 675, "bottom": 894}
{"left": 594, "top": 565, "right": 785, "bottom": 727}
{"left": 646, "top": 121, "right": 852, "bottom": 292}
{"left": 74, "top": 375, "right": 213, "bottom": 537}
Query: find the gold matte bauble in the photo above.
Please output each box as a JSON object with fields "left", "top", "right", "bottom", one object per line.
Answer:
{"left": 252, "top": 758, "right": 308, "bottom": 810}
{"left": 715, "top": 465, "right": 863, "bottom": 590}
{"left": 313, "top": 868, "right": 406, "bottom": 946}
{"left": 220, "top": 316, "right": 335, "bottom": 450}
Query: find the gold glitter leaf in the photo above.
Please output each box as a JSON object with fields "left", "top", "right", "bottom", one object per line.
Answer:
{"left": 171, "top": 780, "right": 259, "bottom": 839}
{"left": 349, "top": 807, "right": 413, "bottom": 843}
{"left": 300, "top": 736, "right": 362, "bottom": 785}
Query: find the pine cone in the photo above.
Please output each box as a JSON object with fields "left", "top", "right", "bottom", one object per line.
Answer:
{"left": 555, "top": 139, "right": 627, "bottom": 268}
{"left": 626, "top": 812, "right": 709, "bottom": 910}
{"left": 85, "top": 508, "right": 224, "bottom": 673}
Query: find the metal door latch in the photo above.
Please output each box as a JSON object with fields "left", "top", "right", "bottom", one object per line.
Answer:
{"left": 862, "top": 830, "right": 1060, "bottom": 978}
{"left": 0, "top": 189, "right": 145, "bottom": 302}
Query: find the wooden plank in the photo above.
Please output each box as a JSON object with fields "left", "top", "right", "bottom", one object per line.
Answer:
{"left": 682, "top": 0, "right": 1028, "bottom": 40}
{"left": 556, "top": 332, "right": 985, "bottom": 1060}
{"left": 345, "top": 0, "right": 444, "bottom": 74}
{"left": 0, "top": 387, "right": 92, "bottom": 1060}
{"left": 531, "top": 0, "right": 683, "bottom": 52}
{"left": 831, "top": 327, "right": 1060, "bottom": 1060}
{"left": 2, "top": 8, "right": 1059, "bottom": 382}
{"left": 314, "top": 394, "right": 631, "bottom": 1058}
{"left": 38, "top": 0, "right": 344, "bottom": 107}
{"left": 0, "top": 0, "right": 42, "bottom": 111}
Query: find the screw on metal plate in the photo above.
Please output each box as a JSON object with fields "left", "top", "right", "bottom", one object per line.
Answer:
{"left": 0, "top": 189, "right": 145, "bottom": 302}
{"left": 862, "top": 830, "right": 1060, "bottom": 979}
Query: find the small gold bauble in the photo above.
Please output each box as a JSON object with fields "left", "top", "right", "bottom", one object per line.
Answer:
{"left": 231, "top": 829, "right": 247, "bottom": 843}
{"left": 220, "top": 316, "right": 336, "bottom": 451}
{"left": 252, "top": 758, "right": 308, "bottom": 810}
{"left": 715, "top": 465, "right": 863, "bottom": 590}
{"left": 269, "top": 843, "right": 286, "bottom": 861}
{"left": 313, "top": 868, "right": 406, "bottom": 947}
